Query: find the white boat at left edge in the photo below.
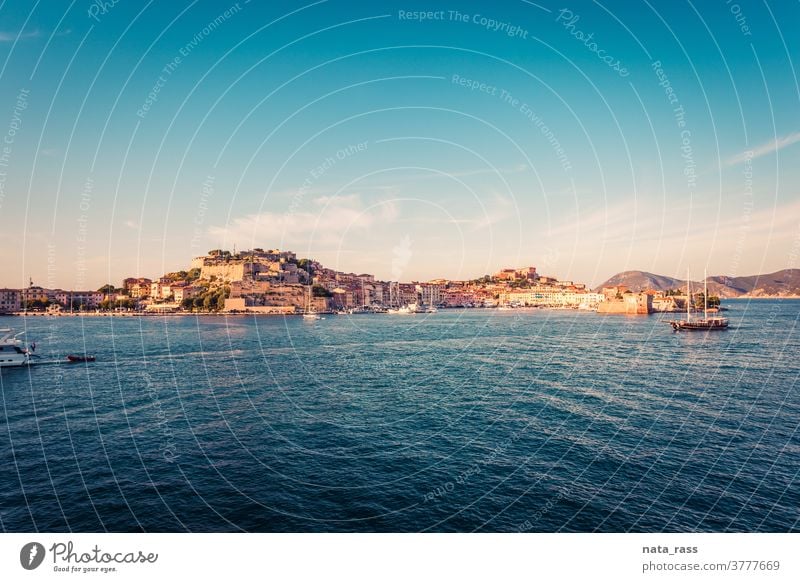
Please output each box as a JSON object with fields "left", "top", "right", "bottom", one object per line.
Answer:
{"left": 0, "top": 328, "right": 33, "bottom": 367}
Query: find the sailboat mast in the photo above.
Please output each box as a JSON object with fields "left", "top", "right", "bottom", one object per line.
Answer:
{"left": 704, "top": 269, "right": 708, "bottom": 320}
{"left": 686, "top": 267, "right": 691, "bottom": 322}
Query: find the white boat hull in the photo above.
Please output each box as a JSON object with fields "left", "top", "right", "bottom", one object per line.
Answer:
{"left": 0, "top": 354, "right": 31, "bottom": 367}
{"left": 0, "top": 328, "right": 32, "bottom": 367}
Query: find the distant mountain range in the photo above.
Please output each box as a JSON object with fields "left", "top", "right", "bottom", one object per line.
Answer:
{"left": 595, "top": 269, "right": 800, "bottom": 298}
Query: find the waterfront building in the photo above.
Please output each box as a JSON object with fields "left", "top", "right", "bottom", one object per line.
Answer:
{"left": 0, "top": 288, "right": 21, "bottom": 312}
{"left": 597, "top": 292, "right": 652, "bottom": 314}
{"left": 330, "top": 288, "right": 354, "bottom": 309}
{"left": 20, "top": 285, "right": 53, "bottom": 305}
{"left": 372, "top": 282, "right": 387, "bottom": 305}
{"left": 440, "top": 288, "right": 477, "bottom": 307}
{"left": 416, "top": 283, "right": 443, "bottom": 306}
{"left": 499, "top": 287, "right": 604, "bottom": 308}
{"left": 398, "top": 283, "right": 418, "bottom": 306}
{"left": 387, "top": 281, "right": 400, "bottom": 307}
{"left": 359, "top": 281, "right": 388, "bottom": 306}
{"left": 53, "top": 291, "right": 105, "bottom": 309}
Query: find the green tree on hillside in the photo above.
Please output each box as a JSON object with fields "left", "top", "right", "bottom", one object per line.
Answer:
{"left": 214, "top": 291, "right": 226, "bottom": 311}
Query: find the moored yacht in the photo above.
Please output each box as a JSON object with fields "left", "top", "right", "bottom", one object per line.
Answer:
{"left": 669, "top": 269, "right": 729, "bottom": 331}
{"left": 0, "top": 328, "right": 33, "bottom": 367}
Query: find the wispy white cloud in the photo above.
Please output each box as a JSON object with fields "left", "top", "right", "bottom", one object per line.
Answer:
{"left": 208, "top": 194, "right": 398, "bottom": 248}
{"left": 389, "top": 191, "right": 517, "bottom": 231}
{"left": 0, "top": 29, "right": 41, "bottom": 42}
{"left": 726, "top": 131, "right": 800, "bottom": 166}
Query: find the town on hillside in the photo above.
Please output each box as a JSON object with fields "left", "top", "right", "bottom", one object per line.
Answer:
{"left": 0, "top": 248, "right": 716, "bottom": 316}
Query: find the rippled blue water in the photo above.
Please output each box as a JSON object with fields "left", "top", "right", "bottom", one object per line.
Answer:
{"left": 1, "top": 300, "right": 798, "bottom": 532}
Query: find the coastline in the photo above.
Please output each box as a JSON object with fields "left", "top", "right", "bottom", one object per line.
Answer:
{"left": 3, "top": 296, "right": 797, "bottom": 320}
{"left": 2, "top": 306, "right": 598, "bottom": 318}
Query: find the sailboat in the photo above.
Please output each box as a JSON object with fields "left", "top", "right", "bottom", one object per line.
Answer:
{"left": 669, "top": 269, "right": 729, "bottom": 331}
{"left": 303, "top": 285, "right": 322, "bottom": 320}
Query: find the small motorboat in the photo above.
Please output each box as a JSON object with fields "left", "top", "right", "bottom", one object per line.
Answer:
{"left": 66, "top": 354, "right": 96, "bottom": 363}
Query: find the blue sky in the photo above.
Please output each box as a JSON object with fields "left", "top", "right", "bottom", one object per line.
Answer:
{"left": 0, "top": 0, "right": 798, "bottom": 289}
